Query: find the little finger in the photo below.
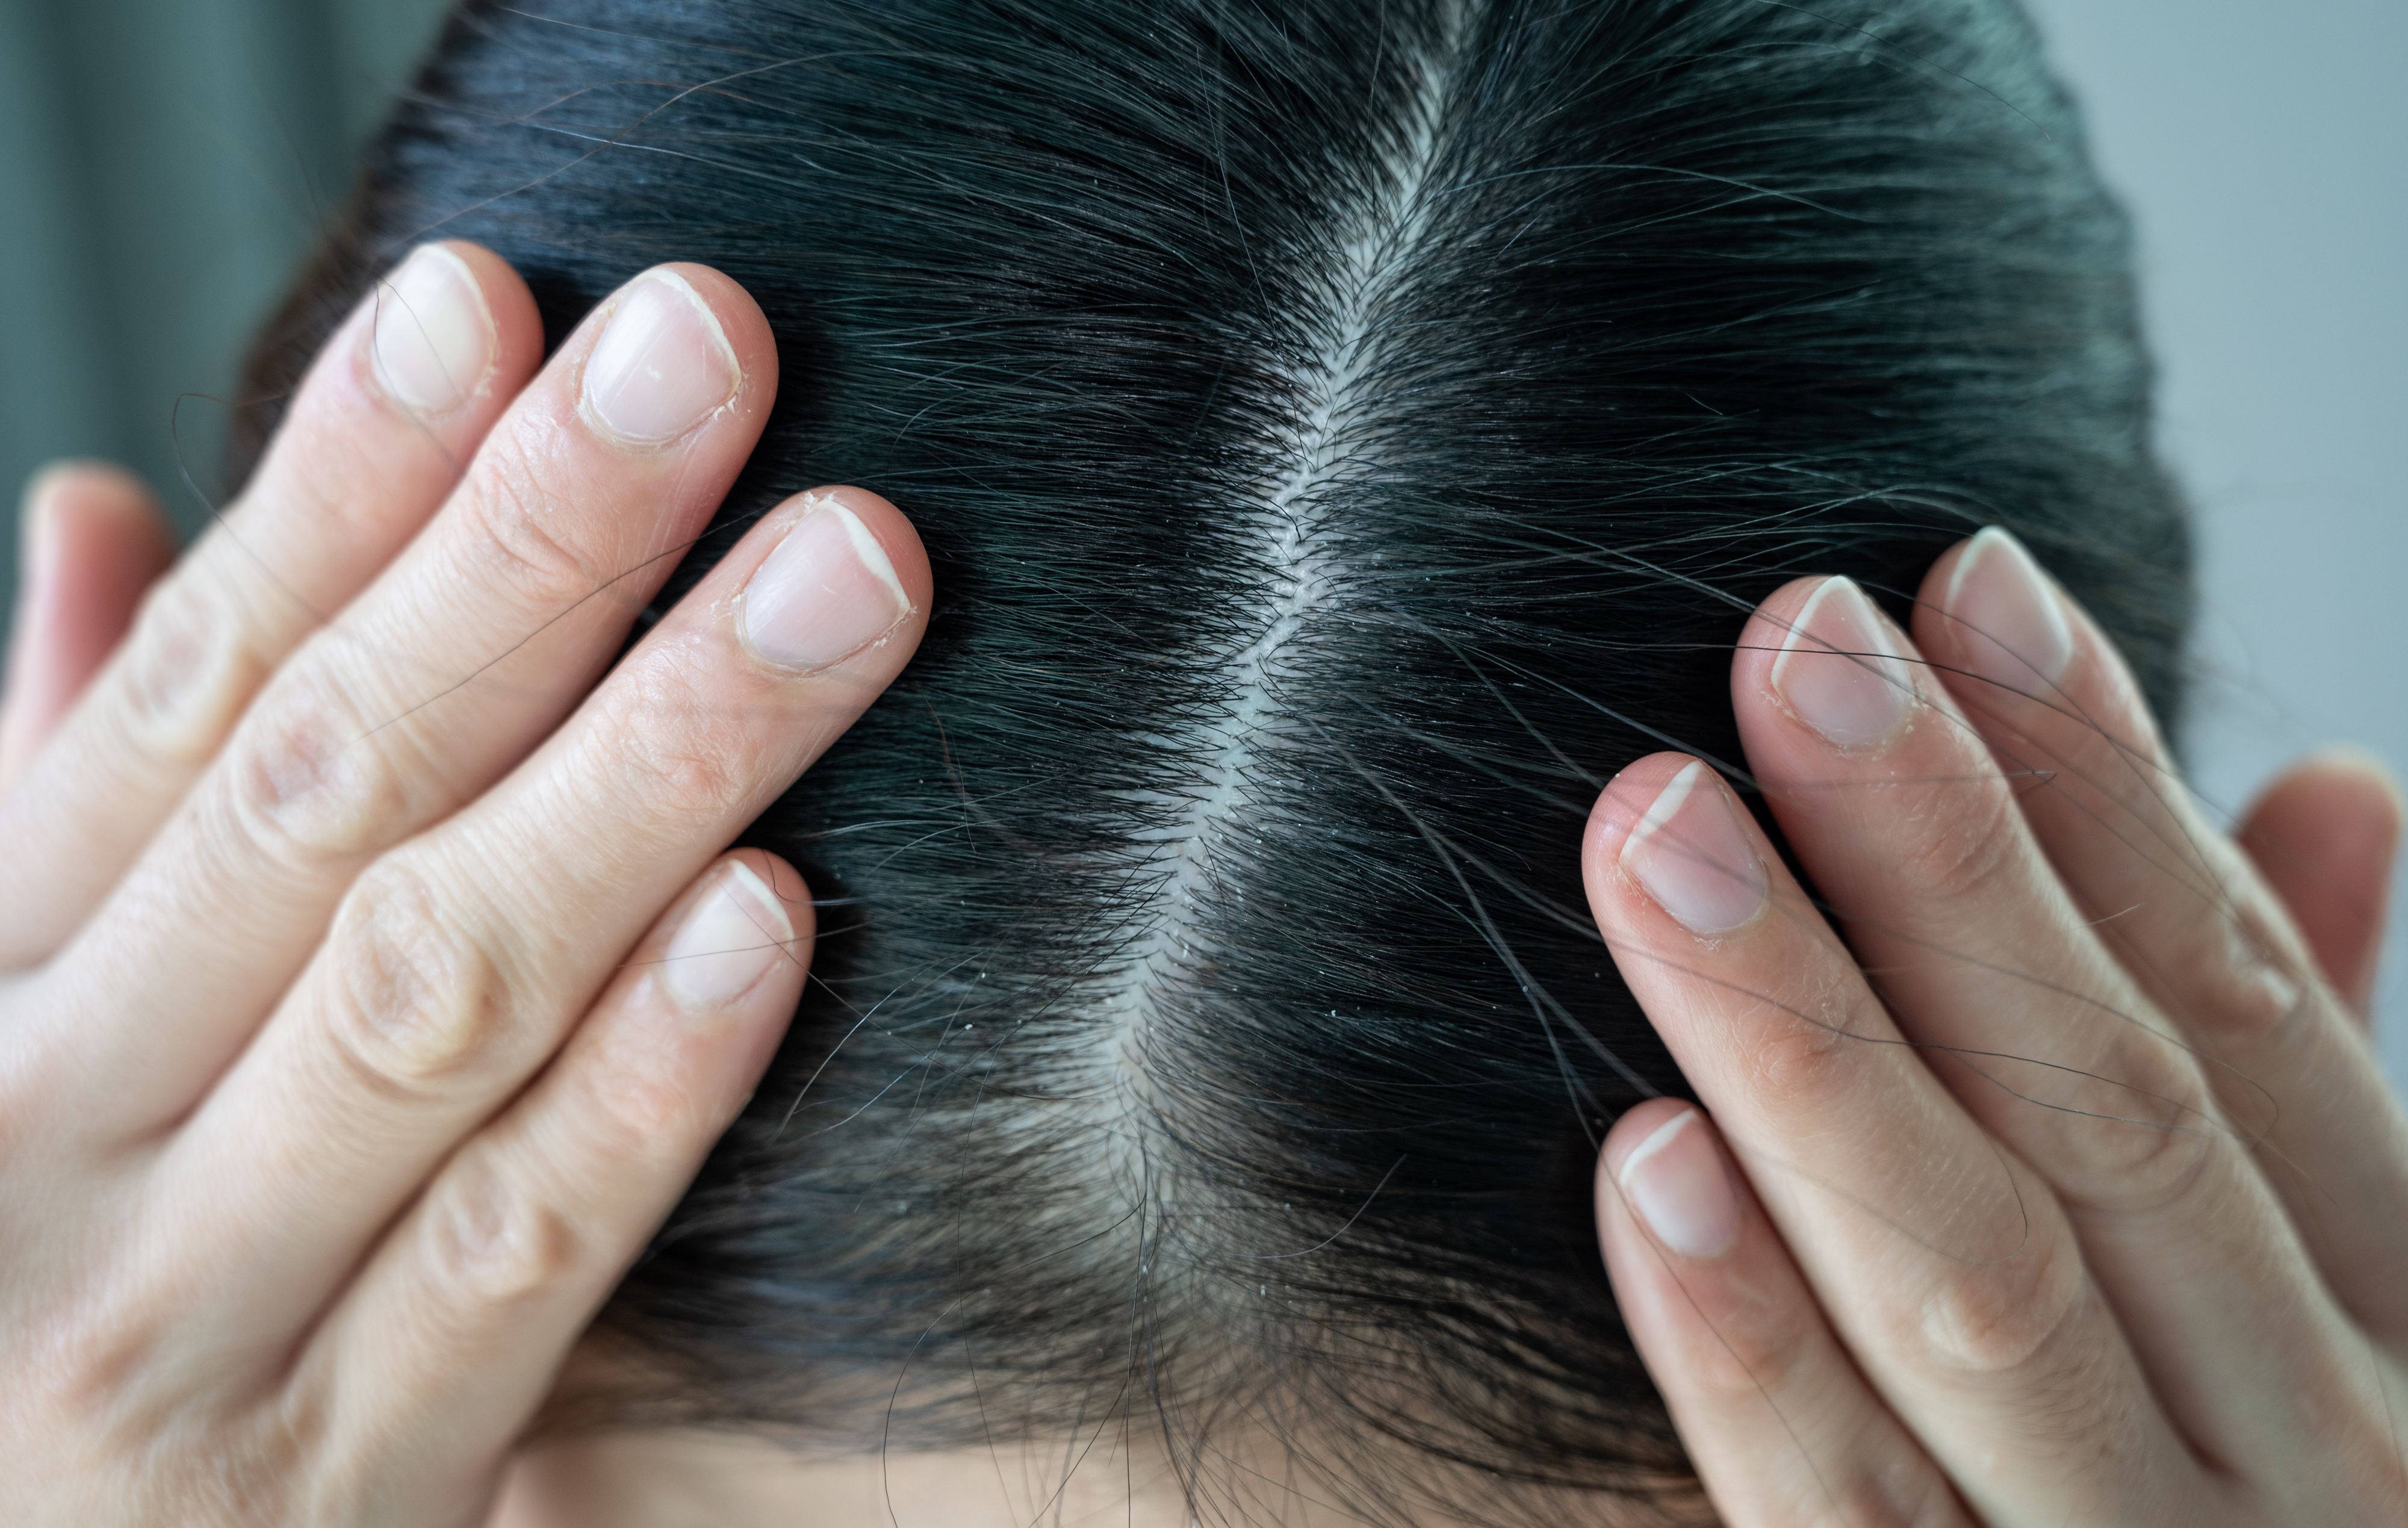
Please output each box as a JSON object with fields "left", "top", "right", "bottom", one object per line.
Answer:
{"left": 1597, "top": 1100, "right": 1973, "bottom": 1528}
{"left": 2234, "top": 750, "right": 2400, "bottom": 1022}
{"left": 284, "top": 851, "right": 807, "bottom": 1524}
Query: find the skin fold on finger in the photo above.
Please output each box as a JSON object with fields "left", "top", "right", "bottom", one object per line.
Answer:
{"left": 284, "top": 850, "right": 811, "bottom": 1523}
{"left": 2236, "top": 750, "right": 2401, "bottom": 1021}
{"left": 0, "top": 461, "right": 176, "bottom": 790}
{"left": 152, "top": 486, "right": 928, "bottom": 1361}
{"left": 0, "top": 242, "right": 544, "bottom": 970}
{"left": 1583, "top": 753, "right": 2203, "bottom": 1527}
{"left": 1594, "top": 1098, "right": 1973, "bottom": 1528}
{"left": 1907, "top": 534, "right": 2408, "bottom": 1356}
{"left": 1734, "top": 570, "right": 2392, "bottom": 1476}
{"left": 26, "top": 261, "right": 774, "bottom": 1137}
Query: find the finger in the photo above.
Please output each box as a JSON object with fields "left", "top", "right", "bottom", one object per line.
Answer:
{"left": 0, "top": 462, "right": 176, "bottom": 789}
{"left": 1739, "top": 571, "right": 2386, "bottom": 1467}
{"left": 1913, "top": 531, "right": 2408, "bottom": 1349}
{"left": 1595, "top": 1100, "right": 1972, "bottom": 1528}
{"left": 283, "top": 851, "right": 808, "bottom": 1520}
{"left": 31, "top": 262, "right": 771, "bottom": 1131}
{"left": 1583, "top": 755, "right": 2203, "bottom": 1526}
{"left": 2236, "top": 750, "right": 2401, "bottom": 1021}
{"left": 160, "top": 488, "right": 925, "bottom": 1349}
{"left": 0, "top": 243, "right": 542, "bottom": 967}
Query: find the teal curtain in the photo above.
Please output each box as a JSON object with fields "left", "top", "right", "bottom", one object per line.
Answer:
{"left": 0, "top": 0, "right": 453, "bottom": 622}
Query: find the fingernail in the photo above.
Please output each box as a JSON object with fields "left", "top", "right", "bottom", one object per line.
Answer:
{"left": 580, "top": 270, "right": 740, "bottom": 445}
{"left": 1943, "top": 527, "right": 2074, "bottom": 697}
{"left": 369, "top": 245, "right": 497, "bottom": 417}
{"left": 739, "top": 493, "right": 916, "bottom": 672}
{"left": 1618, "top": 1109, "right": 1740, "bottom": 1259}
{"left": 660, "top": 861, "right": 794, "bottom": 1015}
{"left": 1620, "top": 761, "right": 1768, "bottom": 936}
{"left": 1769, "top": 576, "right": 1916, "bottom": 747}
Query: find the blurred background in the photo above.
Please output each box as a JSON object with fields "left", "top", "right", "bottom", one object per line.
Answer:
{"left": 2, "top": 0, "right": 2402, "bottom": 1083}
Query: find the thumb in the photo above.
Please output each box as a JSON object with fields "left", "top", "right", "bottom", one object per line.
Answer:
{"left": 2236, "top": 748, "right": 2403, "bottom": 1022}
{"left": 0, "top": 461, "right": 178, "bottom": 789}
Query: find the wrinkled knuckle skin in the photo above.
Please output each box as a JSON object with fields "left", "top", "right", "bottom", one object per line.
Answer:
{"left": 227, "top": 671, "right": 418, "bottom": 872}
{"left": 2047, "top": 1041, "right": 2223, "bottom": 1216}
{"left": 426, "top": 1150, "right": 584, "bottom": 1311}
{"left": 1743, "top": 975, "right": 1873, "bottom": 1115}
{"left": 1894, "top": 785, "right": 2025, "bottom": 916}
{"left": 4, "top": 1299, "right": 322, "bottom": 1526}
{"left": 120, "top": 575, "right": 269, "bottom": 771}
{"left": 462, "top": 458, "right": 613, "bottom": 622}
{"left": 2176, "top": 904, "right": 2319, "bottom": 1051}
{"left": 1914, "top": 1229, "right": 2090, "bottom": 1387}
{"left": 589, "top": 658, "right": 755, "bottom": 827}
{"left": 323, "top": 860, "right": 514, "bottom": 1102}
{"left": 1807, "top": 1474, "right": 1960, "bottom": 1528}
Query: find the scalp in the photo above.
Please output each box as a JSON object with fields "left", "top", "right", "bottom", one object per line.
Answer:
{"left": 232, "top": 0, "right": 2189, "bottom": 1517}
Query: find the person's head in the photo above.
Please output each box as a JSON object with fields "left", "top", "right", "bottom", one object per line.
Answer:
{"left": 235, "top": 0, "right": 2188, "bottom": 1520}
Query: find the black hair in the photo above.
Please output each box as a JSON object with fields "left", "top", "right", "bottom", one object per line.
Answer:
{"left": 234, "top": 0, "right": 2188, "bottom": 1520}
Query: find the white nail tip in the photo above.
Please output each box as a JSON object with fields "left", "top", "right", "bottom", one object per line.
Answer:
{"left": 1625, "top": 760, "right": 1705, "bottom": 857}
{"left": 1947, "top": 527, "right": 2074, "bottom": 688}
{"left": 822, "top": 497, "right": 913, "bottom": 616}
{"left": 1616, "top": 1108, "right": 1702, "bottom": 1190}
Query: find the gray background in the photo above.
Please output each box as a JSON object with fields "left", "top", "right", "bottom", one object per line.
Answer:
{"left": 3, "top": 0, "right": 2402, "bottom": 1085}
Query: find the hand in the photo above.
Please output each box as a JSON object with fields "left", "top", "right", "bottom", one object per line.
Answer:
{"left": 1585, "top": 531, "right": 2407, "bottom": 1524}
{"left": 0, "top": 244, "right": 930, "bottom": 1524}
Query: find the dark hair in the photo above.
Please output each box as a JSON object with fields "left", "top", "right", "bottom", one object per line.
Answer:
{"left": 234, "top": 0, "right": 2188, "bottom": 1518}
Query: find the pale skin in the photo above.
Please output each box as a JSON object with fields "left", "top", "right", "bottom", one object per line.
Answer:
{"left": 1, "top": 241, "right": 2400, "bottom": 1525}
